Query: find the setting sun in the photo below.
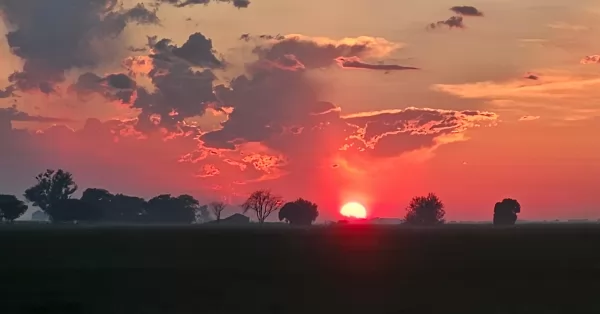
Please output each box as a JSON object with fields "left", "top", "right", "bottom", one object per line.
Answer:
{"left": 340, "top": 202, "right": 367, "bottom": 219}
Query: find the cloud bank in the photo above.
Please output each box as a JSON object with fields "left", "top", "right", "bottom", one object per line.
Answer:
{"left": 0, "top": 2, "right": 499, "bottom": 214}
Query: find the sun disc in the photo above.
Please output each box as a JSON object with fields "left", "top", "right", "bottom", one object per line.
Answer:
{"left": 340, "top": 202, "right": 367, "bottom": 219}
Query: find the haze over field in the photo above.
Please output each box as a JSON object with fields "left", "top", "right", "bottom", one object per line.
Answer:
{"left": 1, "top": 0, "right": 599, "bottom": 221}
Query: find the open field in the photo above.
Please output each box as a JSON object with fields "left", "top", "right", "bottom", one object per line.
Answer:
{"left": 1, "top": 224, "right": 599, "bottom": 314}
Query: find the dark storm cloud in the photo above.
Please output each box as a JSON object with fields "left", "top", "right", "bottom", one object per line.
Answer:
{"left": 251, "top": 35, "right": 397, "bottom": 69}
{"left": 200, "top": 64, "right": 325, "bottom": 150}
{"left": 0, "top": 0, "right": 159, "bottom": 94}
{"left": 428, "top": 16, "right": 465, "bottom": 29}
{"left": 0, "top": 86, "right": 16, "bottom": 98}
{"left": 200, "top": 38, "right": 494, "bottom": 160}
{"left": 156, "top": 0, "right": 250, "bottom": 8}
{"left": 199, "top": 35, "right": 427, "bottom": 152}
{"left": 69, "top": 72, "right": 136, "bottom": 103}
{"left": 335, "top": 57, "right": 420, "bottom": 71}
{"left": 450, "top": 6, "right": 484, "bottom": 17}
{"left": 148, "top": 33, "right": 225, "bottom": 68}
{"left": 133, "top": 33, "right": 223, "bottom": 129}
{"left": 106, "top": 74, "right": 136, "bottom": 89}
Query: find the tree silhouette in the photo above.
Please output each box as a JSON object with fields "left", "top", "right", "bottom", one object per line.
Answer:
{"left": 111, "top": 194, "right": 147, "bottom": 222}
{"left": 209, "top": 201, "right": 227, "bottom": 223}
{"left": 404, "top": 193, "right": 445, "bottom": 225}
{"left": 241, "top": 190, "right": 283, "bottom": 223}
{"left": 81, "top": 189, "right": 147, "bottom": 223}
{"left": 493, "top": 198, "right": 521, "bottom": 225}
{"left": 279, "top": 198, "right": 319, "bottom": 225}
{"left": 49, "top": 199, "right": 103, "bottom": 223}
{"left": 24, "top": 169, "right": 78, "bottom": 221}
{"left": 0, "top": 194, "right": 28, "bottom": 223}
{"left": 146, "top": 194, "right": 199, "bottom": 224}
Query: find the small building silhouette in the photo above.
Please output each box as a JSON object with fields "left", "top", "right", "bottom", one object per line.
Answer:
{"left": 211, "top": 213, "right": 250, "bottom": 224}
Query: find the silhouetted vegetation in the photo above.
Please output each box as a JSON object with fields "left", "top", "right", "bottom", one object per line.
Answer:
{"left": 0, "top": 194, "right": 28, "bottom": 222}
{"left": 6, "top": 168, "right": 529, "bottom": 228}
{"left": 49, "top": 199, "right": 102, "bottom": 223}
{"left": 145, "top": 194, "right": 199, "bottom": 224}
{"left": 493, "top": 198, "right": 521, "bottom": 225}
{"left": 241, "top": 190, "right": 283, "bottom": 223}
{"left": 404, "top": 193, "right": 445, "bottom": 225}
{"left": 209, "top": 201, "right": 227, "bottom": 223}
{"left": 24, "top": 169, "right": 77, "bottom": 221}
{"left": 81, "top": 188, "right": 146, "bottom": 223}
{"left": 279, "top": 198, "right": 319, "bottom": 225}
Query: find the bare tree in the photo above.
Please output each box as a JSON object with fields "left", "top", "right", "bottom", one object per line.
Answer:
{"left": 241, "top": 190, "right": 283, "bottom": 223}
{"left": 210, "top": 201, "right": 227, "bottom": 223}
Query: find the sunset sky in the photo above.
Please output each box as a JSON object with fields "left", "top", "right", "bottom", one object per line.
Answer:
{"left": 1, "top": 0, "right": 600, "bottom": 221}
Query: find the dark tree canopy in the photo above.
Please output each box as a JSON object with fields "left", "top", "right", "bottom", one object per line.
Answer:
{"left": 279, "top": 198, "right": 319, "bottom": 225}
{"left": 0, "top": 194, "right": 28, "bottom": 222}
{"left": 404, "top": 193, "right": 445, "bottom": 225}
{"left": 50, "top": 199, "right": 103, "bottom": 223}
{"left": 24, "top": 169, "right": 78, "bottom": 218}
{"left": 145, "top": 194, "right": 199, "bottom": 224}
{"left": 81, "top": 188, "right": 146, "bottom": 222}
{"left": 242, "top": 190, "right": 283, "bottom": 223}
{"left": 493, "top": 198, "right": 521, "bottom": 225}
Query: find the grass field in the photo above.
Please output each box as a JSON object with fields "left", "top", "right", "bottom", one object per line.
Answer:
{"left": 0, "top": 224, "right": 599, "bottom": 314}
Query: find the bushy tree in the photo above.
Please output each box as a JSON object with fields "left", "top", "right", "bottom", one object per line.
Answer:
{"left": 279, "top": 198, "right": 319, "bottom": 226}
{"left": 493, "top": 198, "right": 521, "bottom": 225}
{"left": 0, "top": 194, "right": 28, "bottom": 223}
{"left": 81, "top": 188, "right": 146, "bottom": 223}
{"left": 24, "top": 169, "right": 77, "bottom": 222}
{"left": 241, "top": 190, "right": 283, "bottom": 223}
{"left": 146, "top": 194, "right": 199, "bottom": 224}
{"left": 404, "top": 193, "right": 445, "bottom": 225}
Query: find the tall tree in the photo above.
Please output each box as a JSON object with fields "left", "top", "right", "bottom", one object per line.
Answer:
{"left": 242, "top": 190, "right": 283, "bottom": 223}
{"left": 24, "top": 169, "right": 77, "bottom": 221}
{"left": 0, "top": 194, "right": 28, "bottom": 223}
{"left": 404, "top": 193, "right": 445, "bottom": 225}
{"left": 209, "top": 201, "right": 227, "bottom": 223}
{"left": 279, "top": 198, "right": 319, "bottom": 226}
{"left": 493, "top": 198, "right": 521, "bottom": 225}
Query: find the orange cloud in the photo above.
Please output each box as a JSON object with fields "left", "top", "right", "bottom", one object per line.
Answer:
{"left": 581, "top": 55, "right": 600, "bottom": 64}
{"left": 519, "top": 115, "right": 541, "bottom": 121}
{"left": 433, "top": 72, "right": 600, "bottom": 120}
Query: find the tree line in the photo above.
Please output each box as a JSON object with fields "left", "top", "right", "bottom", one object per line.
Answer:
{"left": 0, "top": 169, "right": 522, "bottom": 226}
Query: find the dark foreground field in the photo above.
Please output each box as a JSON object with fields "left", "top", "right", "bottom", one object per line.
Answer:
{"left": 1, "top": 224, "right": 599, "bottom": 314}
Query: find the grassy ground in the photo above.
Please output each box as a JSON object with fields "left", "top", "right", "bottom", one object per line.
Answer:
{"left": 0, "top": 224, "right": 599, "bottom": 314}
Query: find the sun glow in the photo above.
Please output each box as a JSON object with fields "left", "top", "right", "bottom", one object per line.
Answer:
{"left": 340, "top": 202, "right": 367, "bottom": 219}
